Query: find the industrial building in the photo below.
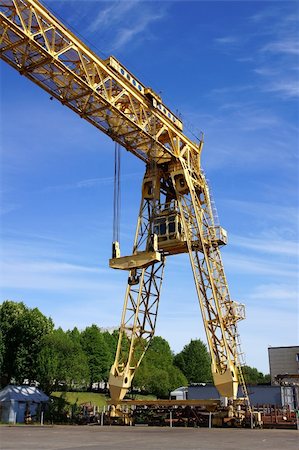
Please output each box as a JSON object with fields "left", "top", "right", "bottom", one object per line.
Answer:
{"left": 169, "top": 347, "right": 299, "bottom": 411}
{"left": 268, "top": 346, "right": 299, "bottom": 384}
{"left": 186, "top": 384, "right": 296, "bottom": 410}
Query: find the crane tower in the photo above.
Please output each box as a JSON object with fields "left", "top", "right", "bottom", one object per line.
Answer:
{"left": 0, "top": 0, "right": 250, "bottom": 410}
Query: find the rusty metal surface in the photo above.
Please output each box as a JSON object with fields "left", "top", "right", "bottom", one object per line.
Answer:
{"left": 107, "top": 399, "right": 220, "bottom": 407}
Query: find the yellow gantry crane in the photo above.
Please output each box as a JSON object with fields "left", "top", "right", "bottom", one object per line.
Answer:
{"left": 0, "top": 0, "right": 250, "bottom": 410}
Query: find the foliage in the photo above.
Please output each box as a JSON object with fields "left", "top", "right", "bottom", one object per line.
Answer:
{"left": 102, "top": 331, "right": 118, "bottom": 371}
{"left": 0, "top": 300, "right": 271, "bottom": 400}
{"left": 0, "top": 300, "right": 53, "bottom": 386}
{"left": 242, "top": 365, "right": 271, "bottom": 385}
{"left": 45, "top": 394, "right": 70, "bottom": 423}
{"left": 36, "top": 328, "right": 89, "bottom": 394}
{"left": 0, "top": 330, "right": 4, "bottom": 376}
{"left": 134, "top": 336, "right": 188, "bottom": 398}
{"left": 174, "top": 339, "right": 212, "bottom": 383}
{"left": 80, "top": 325, "right": 111, "bottom": 388}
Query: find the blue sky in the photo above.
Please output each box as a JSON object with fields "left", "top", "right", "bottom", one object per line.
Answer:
{"left": 0, "top": 0, "right": 298, "bottom": 374}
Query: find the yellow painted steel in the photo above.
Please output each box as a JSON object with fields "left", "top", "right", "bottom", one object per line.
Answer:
{"left": 0, "top": 0, "right": 250, "bottom": 411}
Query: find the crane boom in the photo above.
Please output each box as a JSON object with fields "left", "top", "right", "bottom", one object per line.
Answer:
{"left": 0, "top": 0, "right": 250, "bottom": 411}
{"left": 0, "top": 0, "right": 199, "bottom": 164}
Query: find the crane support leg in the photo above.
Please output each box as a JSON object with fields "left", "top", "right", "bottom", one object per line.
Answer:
{"left": 109, "top": 260, "right": 164, "bottom": 404}
{"left": 108, "top": 181, "right": 165, "bottom": 405}
{"left": 170, "top": 159, "right": 247, "bottom": 402}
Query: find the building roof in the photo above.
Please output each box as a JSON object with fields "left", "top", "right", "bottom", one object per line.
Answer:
{"left": 170, "top": 386, "right": 188, "bottom": 394}
{"left": 268, "top": 346, "right": 299, "bottom": 350}
{"left": 0, "top": 385, "right": 49, "bottom": 403}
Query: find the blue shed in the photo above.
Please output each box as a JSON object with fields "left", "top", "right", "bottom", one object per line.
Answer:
{"left": 188, "top": 384, "right": 294, "bottom": 408}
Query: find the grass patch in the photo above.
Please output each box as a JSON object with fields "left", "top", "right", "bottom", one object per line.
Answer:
{"left": 51, "top": 392, "right": 157, "bottom": 407}
{"left": 127, "top": 393, "right": 157, "bottom": 401}
{"left": 51, "top": 392, "right": 108, "bottom": 408}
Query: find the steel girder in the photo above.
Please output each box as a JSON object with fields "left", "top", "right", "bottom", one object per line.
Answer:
{"left": 0, "top": 0, "right": 200, "bottom": 164}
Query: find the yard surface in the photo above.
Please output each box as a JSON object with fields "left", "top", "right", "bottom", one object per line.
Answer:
{"left": 0, "top": 425, "right": 298, "bottom": 450}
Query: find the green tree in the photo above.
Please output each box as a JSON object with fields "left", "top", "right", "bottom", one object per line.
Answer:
{"left": 0, "top": 330, "right": 4, "bottom": 377}
{"left": 174, "top": 339, "right": 212, "bottom": 384}
{"left": 242, "top": 365, "right": 270, "bottom": 385}
{"left": 146, "top": 367, "right": 170, "bottom": 398}
{"left": 0, "top": 300, "right": 54, "bottom": 385}
{"left": 134, "top": 336, "right": 188, "bottom": 398}
{"left": 37, "top": 328, "right": 89, "bottom": 394}
{"left": 143, "top": 336, "right": 173, "bottom": 369}
{"left": 102, "top": 330, "right": 118, "bottom": 374}
{"left": 81, "top": 325, "right": 110, "bottom": 389}
{"left": 67, "top": 327, "right": 81, "bottom": 343}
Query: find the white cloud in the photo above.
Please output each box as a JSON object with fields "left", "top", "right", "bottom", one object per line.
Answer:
{"left": 223, "top": 199, "right": 298, "bottom": 227}
{"left": 264, "top": 79, "right": 299, "bottom": 99}
{"left": 214, "top": 36, "right": 239, "bottom": 45}
{"left": 247, "top": 283, "right": 298, "bottom": 302}
{"left": 88, "top": 1, "right": 138, "bottom": 33}
{"left": 261, "top": 39, "right": 299, "bottom": 56}
{"left": 44, "top": 172, "right": 141, "bottom": 192}
{"left": 254, "top": 67, "right": 278, "bottom": 76}
{"left": 224, "top": 252, "right": 297, "bottom": 279}
{"left": 213, "top": 4, "right": 299, "bottom": 103}
{"left": 0, "top": 259, "right": 113, "bottom": 292}
{"left": 111, "top": 12, "right": 164, "bottom": 50}
{"left": 87, "top": 0, "right": 166, "bottom": 51}
{"left": 230, "top": 234, "right": 299, "bottom": 257}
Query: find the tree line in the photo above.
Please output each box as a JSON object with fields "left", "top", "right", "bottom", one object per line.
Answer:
{"left": 0, "top": 301, "right": 269, "bottom": 397}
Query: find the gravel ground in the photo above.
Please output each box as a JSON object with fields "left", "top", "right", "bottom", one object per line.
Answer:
{"left": 0, "top": 425, "right": 298, "bottom": 450}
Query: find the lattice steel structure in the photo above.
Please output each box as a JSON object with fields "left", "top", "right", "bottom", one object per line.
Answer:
{"left": 0, "top": 0, "right": 250, "bottom": 409}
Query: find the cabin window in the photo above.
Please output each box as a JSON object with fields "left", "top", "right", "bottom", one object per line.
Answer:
{"left": 168, "top": 216, "right": 176, "bottom": 233}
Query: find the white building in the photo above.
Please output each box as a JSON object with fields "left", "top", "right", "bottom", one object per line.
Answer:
{"left": 170, "top": 386, "right": 188, "bottom": 400}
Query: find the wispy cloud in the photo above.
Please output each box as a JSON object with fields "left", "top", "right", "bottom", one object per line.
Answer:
{"left": 213, "top": 4, "right": 299, "bottom": 101}
{"left": 45, "top": 176, "right": 114, "bottom": 192}
{"left": 261, "top": 39, "right": 299, "bottom": 56}
{"left": 88, "top": 1, "right": 137, "bottom": 33}
{"left": 214, "top": 36, "right": 239, "bottom": 45}
{"left": 0, "top": 203, "right": 19, "bottom": 216}
{"left": 230, "top": 234, "right": 299, "bottom": 257}
{"left": 263, "top": 79, "right": 299, "bottom": 99}
{"left": 247, "top": 283, "right": 298, "bottom": 302}
{"left": 254, "top": 11, "right": 299, "bottom": 99}
{"left": 224, "top": 199, "right": 299, "bottom": 227}
{"left": 44, "top": 172, "right": 141, "bottom": 192}
{"left": 0, "top": 259, "right": 111, "bottom": 292}
{"left": 224, "top": 252, "right": 297, "bottom": 279}
{"left": 87, "top": 0, "right": 166, "bottom": 51}
{"left": 111, "top": 12, "right": 164, "bottom": 51}
{"left": 187, "top": 99, "right": 298, "bottom": 173}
